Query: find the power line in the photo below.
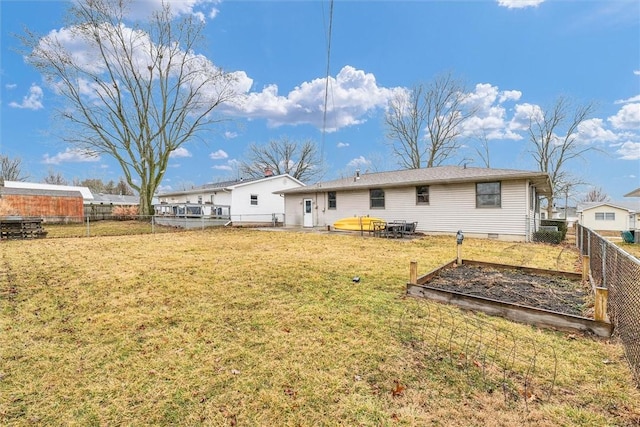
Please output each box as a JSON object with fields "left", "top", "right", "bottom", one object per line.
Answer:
{"left": 321, "top": 0, "right": 334, "bottom": 164}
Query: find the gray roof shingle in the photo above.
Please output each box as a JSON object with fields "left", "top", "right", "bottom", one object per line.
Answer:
{"left": 279, "top": 166, "right": 551, "bottom": 195}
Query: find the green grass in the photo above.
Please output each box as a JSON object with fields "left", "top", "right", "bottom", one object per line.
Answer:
{"left": 1, "top": 228, "right": 639, "bottom": 426}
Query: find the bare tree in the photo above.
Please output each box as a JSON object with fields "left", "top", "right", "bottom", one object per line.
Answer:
{"left": 581, "top": 187, "right": 610, "bottom": 203}
{"left": 385, "top": 72, "right": 476, "bottom": 169}
{"left": 43, "top": 168, "right": 68, "bottom": 185}
{"left": 527, "top": 97, "right": 596, "bottom": 217}
{"left": 240, "top": 137, "right": 324, "bottom": 183}
{"left": 20, "top": 0, "right": 239, "bottom": 215}
{"left": 0, "top": 155, "right": 29, "bottom": 183}
{"left": 473, "top": 128, "right": 492, "bottom": 168}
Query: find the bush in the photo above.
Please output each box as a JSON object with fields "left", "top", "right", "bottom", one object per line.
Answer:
{"left": 541, "top": 219, "right": 568, "bottom": 240}
{"left": 533, "top": 230, "right": 564, "bottom": 244}
{"left": 112, "top": 205, "right": 139, "bottom": 220}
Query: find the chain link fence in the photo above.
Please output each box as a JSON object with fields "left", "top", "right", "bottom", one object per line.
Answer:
{"left": 1, "top": 213, "right": 286, "bottom": 239}
{"left": 576, "top": 224, "right": 640, "bottom": 386}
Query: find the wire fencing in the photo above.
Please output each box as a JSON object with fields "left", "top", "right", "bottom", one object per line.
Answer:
{"left": 391, "top": 299, "right": 558, "bottom": 410}
{"left": 576, "top": 224, "right": 640, "bottom": 386}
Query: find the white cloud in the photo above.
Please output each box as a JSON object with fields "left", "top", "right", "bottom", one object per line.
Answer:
{"left": 9, "top": 84, "right": 44, "bottom": 110}
{"left": 574, "top": 118, "right": 619, "bottom": 143}
{"left": 42, "top": 148, "right": 100, "bottom": 165}
{"left": 209, "top": 149, "right": 228, "bottom": 160}
{"left": 170, "top": 147, "right": 192, "bottom": 158}
{"left": 634, "top": 70, "right": 640, "bottom": 76}
{"left": 497, "top": 0, "right": 544, "bottom": 9}
{"left": 212, "top": 159, "right": 238, "bottom": 171}
{"left": 347, "top": 156, "right": 371, "bottom": 168}
{"left": 6, "top": 83, "right": 17, "bottom": 90}
{"left": 608, "top": 103, "right": 640, "bottom": 130}
{"left": 231, "top": 65, "right": 402, "bottom": 132}
{"left": 615, "top": 141, "right": 640, "bottom": 160}
{"left": 508, "top": 103, "right": 544, "bottom": 131}
{"left": 224, "top": 131, "right": 238, "bottom": 139}
{"left": 614, "top": 94, "right": 640, "bottom": 104}
{"left": 118, "top": 0, "right": 222, "bottom": 22}
{"left": 337, "top": 142, "right": 350, "bottom": 148}
{"left": 460, "top": 84, "right": 524, "bottom": 140}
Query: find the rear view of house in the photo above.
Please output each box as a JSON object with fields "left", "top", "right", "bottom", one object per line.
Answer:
{"left": 279, "top": 166, "right": 552, "bottom": 242}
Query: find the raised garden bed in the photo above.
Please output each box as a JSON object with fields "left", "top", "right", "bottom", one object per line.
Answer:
{"left": 407, "top": 259, "right": 612, "bottom": 337}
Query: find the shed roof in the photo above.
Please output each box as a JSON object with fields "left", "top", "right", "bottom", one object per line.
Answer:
{"left": 278, "top": 166, "right": 552, "bottom": 195}
{"left": 0, "top": 186, "right": 83, "bottom": 198}
{"left": 3, "top": 181, "right": 93, "bottom": 200}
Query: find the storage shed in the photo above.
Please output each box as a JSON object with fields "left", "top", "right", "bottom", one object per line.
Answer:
{"left": 0, "top": 186, "right": 84, "bottom": 222}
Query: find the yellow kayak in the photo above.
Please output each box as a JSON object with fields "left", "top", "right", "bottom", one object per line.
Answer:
{"left": 333, "top": 216, "right": 384, "bottom": 231}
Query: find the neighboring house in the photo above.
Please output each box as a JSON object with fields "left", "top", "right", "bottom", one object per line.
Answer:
{"left": 0, "top": 186, "right": 84, "bottom": 222}
{"left": 577, "top": 201, "right": 640, "bottom": 233}
{"left": 278, "top": 166, "right": 552, "bottom": 242}
{"left": 155, "top": 173, "right": 304, "bottom": 226}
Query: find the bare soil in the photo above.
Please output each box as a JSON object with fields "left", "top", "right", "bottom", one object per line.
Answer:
{"left": 425, "top": 264, "right": 591, "bottom": 317}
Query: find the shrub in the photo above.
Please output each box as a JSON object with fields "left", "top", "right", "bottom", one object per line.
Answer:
{"left": 533, "top": 230, "right": 564, "bottom": 244}
{"left": 112, "top": 205, "right": 139, "bottom": 220}
{"left": 541, "top": 219, "right": 568, "bottom": 240}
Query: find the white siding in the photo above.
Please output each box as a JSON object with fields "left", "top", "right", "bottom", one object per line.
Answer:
{"left": 579, "top": 206, "right": 631, "bottom": 231}
{"left": 284, "top": 179, "right": 533, "bottom": 240}
{"left": 230, "top": 176, "right": 300, "bottom": 223}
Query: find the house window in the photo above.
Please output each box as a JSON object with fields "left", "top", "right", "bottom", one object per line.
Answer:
{"left": 197, "top": 196, "right": 202, "bottom": 204}
{"left": 476, "top": 182, "right": 501, "bottom": 208}
{"left": 328, "top": 191, "right": 337, "bottom": 209}
{"left": 250, "top": 194, "right": 258, "bottom": 206}
{"left": 370, "top": 188, "right": 385, "bottom": 209}
{"left": 595, "top": 212, "right": 615, "bottom": 221}
{"left": 416, "top": 186, "right": 429, "bottom": 205}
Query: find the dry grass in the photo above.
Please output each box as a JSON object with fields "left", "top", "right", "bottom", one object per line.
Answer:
{"left": 1, "top": 228, "right": 639, "bottom": 426}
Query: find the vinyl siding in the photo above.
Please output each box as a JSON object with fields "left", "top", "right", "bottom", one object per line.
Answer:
{"left": 579, "top": 206, "right": 631, "bottom": 231}
{"left": 284, "top": 179, "right": 533, "bottom": 240}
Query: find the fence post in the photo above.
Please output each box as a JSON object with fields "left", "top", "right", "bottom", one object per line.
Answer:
{"left": 409, "top": 261, "right": 418, "bottom": 285}
{"left": 595, "top": 287, "right": 609, "bottom": 323}
{"left": 582, "top": 255, "right": 590, "bottom": 283}
{"left": 601, "top": 241, "right": 607, "bottom": 287}
{"left": 85, "top": 216, "right": 90, "bottom": 237}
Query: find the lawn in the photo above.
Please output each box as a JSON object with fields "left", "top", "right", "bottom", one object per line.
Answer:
{"left": 1, "top": 228, "right": 639, "bottom": 426}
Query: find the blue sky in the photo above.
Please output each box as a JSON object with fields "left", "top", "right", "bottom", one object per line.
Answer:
{"left": 1, "top": 0, "right": 639, "bottom": 202}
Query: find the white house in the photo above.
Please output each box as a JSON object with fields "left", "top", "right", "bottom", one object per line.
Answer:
{"left": 577, "top": 201, "right": 639, "bottom": 233}
{"left": 155, "top": 173, "right": 304, "bottom": 226}
{"left": 278, "top": 166, "right": 552, "bottom": 242}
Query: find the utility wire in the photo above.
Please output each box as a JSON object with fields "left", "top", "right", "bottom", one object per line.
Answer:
{"left": 321, "top": 0, "right": 334, "bottom": 165}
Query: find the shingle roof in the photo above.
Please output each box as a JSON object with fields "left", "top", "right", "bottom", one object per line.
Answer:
{"left": 577, "top": 201, "right": 640, "bottom": 213}
{"left": 89, "top": 193, "right": 140, "bottom": 205}
{"left": 624, "top": 188, "right": 640, "bottom": 198}
{"left": 157, "top": 177, "right": 262, "bottom": 197}
{"left": 279, "top": 166, "right": 552, "bottom": 195}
